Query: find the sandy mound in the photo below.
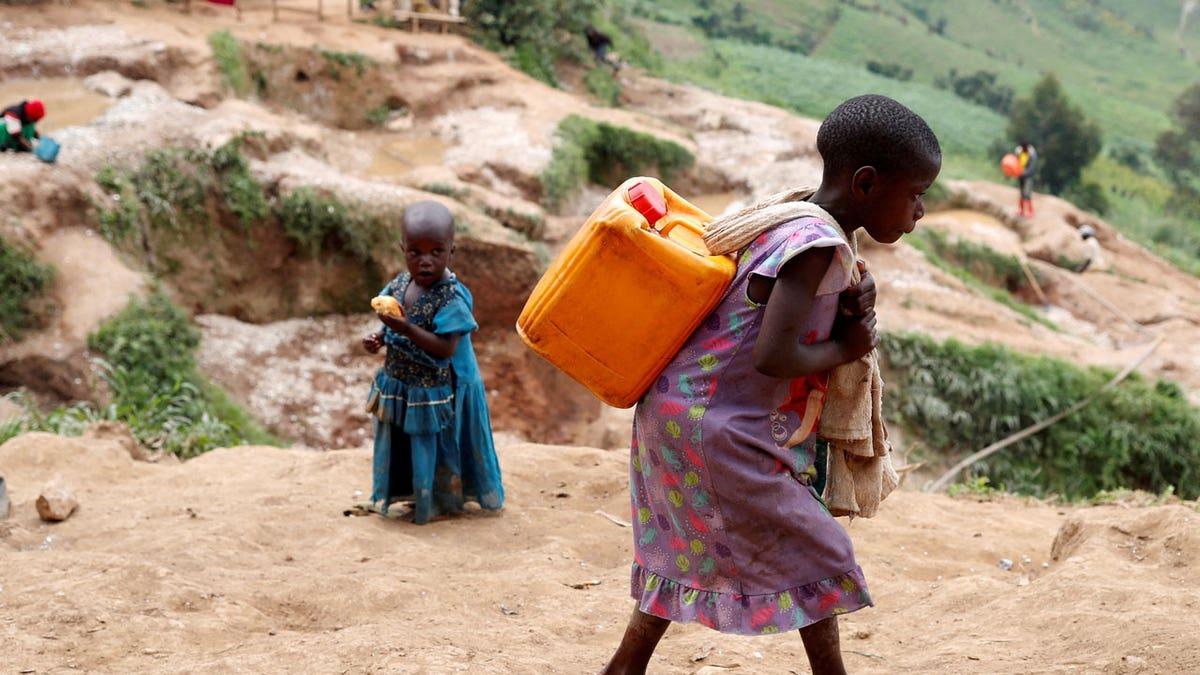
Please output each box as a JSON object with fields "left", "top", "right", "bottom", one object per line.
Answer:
{"left": 2, "top": 432, "right": 1198, "bottom": 673}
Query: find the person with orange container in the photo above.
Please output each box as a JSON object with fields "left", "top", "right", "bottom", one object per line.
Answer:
{"left": 1014, "top": 141, "right": 1038, "bottom": 218}
{"left": 359, "top": 200, "right": 504, "bottom": 524}
{"left": 600, "top": 95, "right": 941, "bottom": 675}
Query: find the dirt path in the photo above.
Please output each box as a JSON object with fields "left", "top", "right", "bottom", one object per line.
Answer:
{"left": 2, "top": 433, "right": 1198, "bottom": 674}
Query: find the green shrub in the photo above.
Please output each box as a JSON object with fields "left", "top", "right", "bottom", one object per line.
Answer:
{"left": 1060, "top": 180, "right": 1112, "bottom": 216}
{"left": 78, "top": 292, "right": 280, "bottom": 457}
{"left": 275, "top": 187, "right": 351, "bottom": 256}
{"left": 540, "top": 114, "right": 694, "bottom": 211}
{"left": 464, "top": 0, "right": 599, "bottom": 86}
{"left": 912, "top": 228, "right": 1028, "bottom": 292}
{"left": 88, "top": 292, "right": 200, "bottom": 400}
{"left": 95, "top": 166, "right": 142, "bottom": 243}
{"left": 95, "top": 139, "right": 268, "bottom": 249}
{"left": 540, "top": 119, "right": 593, "bottom": 211}
{"left": 934, "top": 69, "right": 1013, "bottom": 114}
{"left": 882, "top": 332, "right": 1200, "bottom": 500}
{"left": 210, "top": 137, "right": 271, "bottom": 227}
{"left": 0, "top": 236, "right": 56, "bottom": 343}
{"left": 208, "top": 30, "right": 250, "bottom": 96}
{"left": 274, "top": 187, "right": 390, "bottom": 260}
{"left": 319, "top": 48, "right": 376, "bottom": 80}
{"left": 866, "top": 60, "right": 912, "bottom": 81}
{"left": 134, "top": 149, "right": 210, "bottom": 233}
{"left": 583, "top": 67, "right": 622, "bottom": 107}
{"left": 421, "top": 182, "right": 469, "bottom": 199}
{"left": 365, "top": 105, "right": 392, "bottom": 126}
{"left": 946, "top": 476, "right": 1005, "bottom": 499}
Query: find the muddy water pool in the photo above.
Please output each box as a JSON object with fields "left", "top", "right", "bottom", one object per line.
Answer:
{"left": 0, "top": 77, "right": 114, "bottom": 133}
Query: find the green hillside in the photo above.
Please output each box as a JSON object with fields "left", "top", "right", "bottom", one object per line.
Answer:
{"left": 601, "top": 0, "right": 1200, "bottom": 275}
{"left": 630, "top": 0, "right": 1197, "bottom": 152}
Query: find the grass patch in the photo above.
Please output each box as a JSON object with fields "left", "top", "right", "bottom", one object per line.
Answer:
{"left": 0, "top": 235, "right": 56, "bottom": 343}
{"left": 882, "top": 332, "right": 1200, "bottom": 501}
{"left": 208, "top": 30, "right": 250, "bottom": 96}
{"left": 94, "top": 139, "right": 392, "bottom": 314}
{"left": 583, "top": 68, "right": 622, "bottom": 107}
{"left": 905, "top": 229, "right": 1055, "bottom": 330}
{"left": 274, "top": 186, "right": 392, "bottom": 260}
{"left": 95, "top": 137, "right": 270, "bottom": 257}
{"left": 318, "top": 48, "right": 376, "bottom": 80}
{"left": 946, "top": 476, "right": 1006, "bottom": 499}
{"left": 540, "top": 114, "right": 694, "bottom": 212}
{"left": 1, "top": 293, "right": 280, "bottom": 456}
{"left": 421, "top": 182, "right": 470, "bottom": 199}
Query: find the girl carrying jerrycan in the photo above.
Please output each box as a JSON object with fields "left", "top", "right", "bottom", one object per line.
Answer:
{"left": 598, "top": 94, "right": 942, "bottom": 674}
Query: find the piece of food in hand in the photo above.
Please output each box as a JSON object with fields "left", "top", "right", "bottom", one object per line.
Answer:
{"left": 371, "top": 295, "right": 405, "bottom": 318}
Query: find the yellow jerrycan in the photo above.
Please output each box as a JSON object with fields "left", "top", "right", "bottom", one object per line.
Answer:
{"left": 517, "top": 176, "right": 736, "bottom": 408}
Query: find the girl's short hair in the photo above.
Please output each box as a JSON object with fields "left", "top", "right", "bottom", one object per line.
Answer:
{"left": 816, "top": 94, "right": 941, "bottom": 176}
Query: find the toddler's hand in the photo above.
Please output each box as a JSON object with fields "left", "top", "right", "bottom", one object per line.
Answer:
{"left": 838, "top": 260, "right": 876, "bottom": 318}
{"left": 363, "top": 332, "right": 384, "bottom": 354}
{"left": 378, "top": 315, "right": 407, "bottom": 333}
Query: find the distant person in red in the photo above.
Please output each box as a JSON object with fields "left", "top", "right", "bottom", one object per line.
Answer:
{"left": 1014, "top": 141, "right": 1038, "bottom": 218}
{"left": 1, "top": 99, "right": 44, "bottom": 153}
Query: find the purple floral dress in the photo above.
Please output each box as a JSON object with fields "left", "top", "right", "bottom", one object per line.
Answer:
{"left": 629, "top": 216, "right": 870, "bottom": 635}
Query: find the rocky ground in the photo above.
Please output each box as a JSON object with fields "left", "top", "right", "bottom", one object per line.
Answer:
{"left": 2, "top": 2, "right": 1200, "bottom": 672}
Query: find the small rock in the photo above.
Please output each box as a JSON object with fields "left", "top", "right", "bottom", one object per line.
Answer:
{"left": 36, "top": 479, "right": 79, "bottom": 522}
{"left": 998, "top": 558, "right": 1014, "bottom": 571}
{"left": 82, "top": 70, "right": 134, "bottom": 98}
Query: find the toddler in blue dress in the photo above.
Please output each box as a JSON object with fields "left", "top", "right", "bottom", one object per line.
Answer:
{"left": 362, "top": 201, "right": 505, "bottom": 524}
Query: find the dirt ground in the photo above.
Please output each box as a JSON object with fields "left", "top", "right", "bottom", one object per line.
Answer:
{"left": 3, "top": 2, "right": 1200, "bottom": 673}
{"left": 2, "top": 431, "right": 1199, "bottom": 674}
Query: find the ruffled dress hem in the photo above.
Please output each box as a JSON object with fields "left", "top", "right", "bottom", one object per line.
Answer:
{"left": 630, "top": 562, "right": 872, "bottom": 636}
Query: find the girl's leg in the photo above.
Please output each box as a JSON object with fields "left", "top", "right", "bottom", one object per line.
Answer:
{"left": 799, "top": 616, "right": 846, "bottom": 675}
{"left": 600, "top": 608, "right": 671, "bottom": 675}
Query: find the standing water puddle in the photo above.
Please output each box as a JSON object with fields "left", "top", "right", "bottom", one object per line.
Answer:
{"left": 367, "top": 136, "right": 448, "bottom": 176}
{"left": 690, "top": 191, "right": 740, "bottom": 219}
{"left": 0, "top": 77, "right": 114, "bottom": 133}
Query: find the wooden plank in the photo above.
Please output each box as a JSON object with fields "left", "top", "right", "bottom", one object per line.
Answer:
{"left": 392, "top": 9, "right": 466, "bottom": 32}
{"left": 393, "top": 10, "right": 465, "bottom": 22}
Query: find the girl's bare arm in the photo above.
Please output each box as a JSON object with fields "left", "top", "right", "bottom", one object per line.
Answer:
{"left": 751, "top": 247, "right": 877, "bottom": 378}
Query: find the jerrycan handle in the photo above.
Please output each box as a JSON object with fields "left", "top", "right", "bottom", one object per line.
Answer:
{"left": 628, "top": 180, "right": 668, "bottom": 230}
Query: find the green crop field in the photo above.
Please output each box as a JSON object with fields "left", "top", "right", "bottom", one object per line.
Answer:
{"left": 610, "top": 0, "right": 1200, "bottom": 274}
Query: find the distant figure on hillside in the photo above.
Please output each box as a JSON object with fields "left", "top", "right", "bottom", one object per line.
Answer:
{"left": 585, "top": 23, "right": 621, "bottom": 75}
{"left": 358, "top": 200, "right": 504, "bottom": 524}
{"left": 1014, "top": 141, "right": 1038, "bottom": 218}
{"left": 1075, "top": 223, "right": 1107, "bottom": 273}
{"left": 1, "top": 99, "right": 45, "bottom": 153}
{"left": 599, "top": 95, "right": 940, "bottom": 674}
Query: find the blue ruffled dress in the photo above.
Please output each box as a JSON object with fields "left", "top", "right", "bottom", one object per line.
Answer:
{"left": 366, "top": 272, "right": 504, "bottom": 524}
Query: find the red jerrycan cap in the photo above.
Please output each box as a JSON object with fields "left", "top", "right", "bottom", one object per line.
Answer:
{"left": 628, "top": 180, "right": 667, "bottom": 225}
